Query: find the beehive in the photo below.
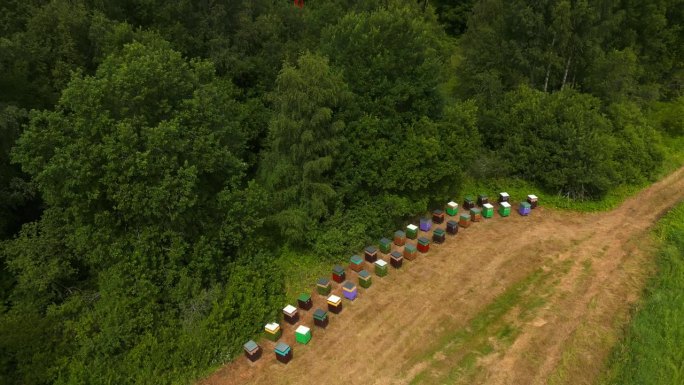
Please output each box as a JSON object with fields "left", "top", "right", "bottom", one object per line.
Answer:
{"left": 419, "top": 217, "right": 432, "bottom": 232}
{"left": 295, "top": 325, "right": 312, "bottom": 345}
{"left": 390, "top": 250, "right": 403, "bottom": 268}
{"left": 327, "top": 294, "right": 343, "bottom": 314}
{"left": 379, "top": 237, "right": 392, "bottom": 253}
{"left": 332, "top": 265, "right": 345, "bottom": 283}
{"left": 358, "top": 269, "right": 372, "bottom": 288}
{"left": 499, "top": 201, "right": 511, "bottom": 217}
{"left": 463, "top": 196, "right": 475, "bottom": 209}
{"left": 477, "top": 194, "right": 489, "bottom": 206}
{"left": 404, "top": 243, "right": 418, "bottom": 260}
{"left": 446, "top": 220, "right": 459, "bottom": 235}
{"left": 342, "top": 281, "right": 358, "bottom": 301}
{"left": 243, "top": 340, "right": 262, "bottom": 362}
{"left": 482, "top": 203, "right": 494, "bottom": 218}
{"left": 274, "top": 342, "right": 292, "bottom": 364}
{"left": 350, "top": 255, "right": 364, "bottom": 272}
{"left": 417, "top": 237, "right": 430, "bottom": 253}
{"left": 519, "top": 201, "right": 531, "bottom": 216}
{"left": 375, "top": 259, "right": 388, "bottom": 277}
{"left": 447, "top": 201, "right": 459, "bottom": 216}
{"left": 364, "top": 246, "right": 378, "bottom": 263}
{"left": 283, "top": 304, "right": 299, "bottom": 324}
{"left": 470, "top": 208, "right": 482, "bottom": 222}
{"left": 459, "top": 214, "right": 471, "bottom": 228}
{"left": 297, "top": 293, "right": 312, "bottom": 310}
{"left": 313, "top": 308, "right": 329, "bottom": 328}
{"left": 406, "top": 224, "right": 418, "bottom": 239}
{"left": 498, "top": 192, "right": 510, "bottom": 203}
{"left": 527, "top": 194, "right": 539, "bottom": 208}
{"left": 316, "top": 277, "right": 332, "bottom": 296}
{"left": 433, "top": 228, "right": 446, "bottom": 244}
{"left": 432, "top": 209, "right": 445, "bottom": 224}
{"left": 264, "top": 322, "right": 282, "bottom": 341}
{"left": 394, "top": 230, "right": 406, "bottom": 246}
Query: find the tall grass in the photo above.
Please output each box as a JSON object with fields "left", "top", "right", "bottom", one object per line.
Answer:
{"left": 601, "top": 203, "right": 684, "bottom": 384}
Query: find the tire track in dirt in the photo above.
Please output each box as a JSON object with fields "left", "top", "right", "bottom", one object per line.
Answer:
{"left": 199, "top": 166, "right": 684, "bottom": 385}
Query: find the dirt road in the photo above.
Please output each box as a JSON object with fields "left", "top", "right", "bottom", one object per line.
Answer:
{"left": 200, "top": 166, "right": 684, "bottom": 385}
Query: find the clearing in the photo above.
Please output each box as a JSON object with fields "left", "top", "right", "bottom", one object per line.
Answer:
{"left": 200, "top": 166, "right": 684, "bottom": 385}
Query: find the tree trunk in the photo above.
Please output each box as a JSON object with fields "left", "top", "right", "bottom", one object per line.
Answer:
{"left": 561, "top": 55, "right": 572, "bottom": 90}
{"left": 543, "top": 36, "right": 556, "bottom": 93}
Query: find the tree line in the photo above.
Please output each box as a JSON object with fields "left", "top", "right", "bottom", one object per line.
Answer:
{"left": 0, "top": 0, "right": 681, "bottom": 384}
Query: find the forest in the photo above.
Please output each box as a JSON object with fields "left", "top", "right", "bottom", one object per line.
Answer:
{"left": 0, "top": 0, "right": 681, "bottom": 384}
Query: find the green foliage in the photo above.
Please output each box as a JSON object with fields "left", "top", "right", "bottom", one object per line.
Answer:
{"left": 601, "top": 203, "right": 684, "bottom": 384}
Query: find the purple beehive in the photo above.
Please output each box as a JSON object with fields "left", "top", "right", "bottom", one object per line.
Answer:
{"left": 419, "top": 217, "right": 432, "bottom": 232}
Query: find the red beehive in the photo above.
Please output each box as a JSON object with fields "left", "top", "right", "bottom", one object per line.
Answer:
{"left": 294, "top": 0, "right": 304, "bottom": 8}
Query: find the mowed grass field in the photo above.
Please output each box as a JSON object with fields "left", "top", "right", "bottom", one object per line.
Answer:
{"left": 600, "top": 202, "right": 684, "bottom": 385}
{"left": 201, "top": 167, "right": 684, "bottom": 385}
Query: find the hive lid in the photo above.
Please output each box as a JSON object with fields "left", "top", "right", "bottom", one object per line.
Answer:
{"left": 448, "top": 201, "right": 458, "bottom": 208}
{"left": 528, "top": 194, "right": 538, "bottom": 200}
{"left": 407, "top": 224, "right": 418, "bottom": 231}
{"left": 390, "top": 251, "right": 402, "bottom": 258}
{"left": 365, "top": 246, "right": 377, "bottom": 253}
{"left": 313, "top": 308, "right": 327, "bottom": 319}
{"left": 521, "top": 202, "right": 531, "bottom": 208}
{"left": 317, "top": 277, "right": 330, "bottom": 286}
{"left": 433, "top": 209, "right": 443, "bottom": 215}
{"left": 244, "top": 340, "right": 258, "bottom": 352}
{"left": 283, "top": 305, "right": 297, "bottom": 315}
{"left": 434, "top": 228, "right": 445, "bottom": 235}
{"left": 418, "top": 237, "right": 430, "bottom": 244}
{"left": 359, "top": 269, "right": 370, "bottom": 278}
{"left": 500, "top": 202, "right": 511, "bottom": 208}
{"left": 333, "top": 265, "right": 345, "bottom": 274}
{"left": 274, "top": 342, "right": 290, "bottom": 354}
{"left": 295, "top": 325, "right": 311, "bottom": 335}
{"left": 470, "top": 208, "right": 481, "bottom": 214}
{"left": 447, "top": 220, "right": 458, "bottom": 226}
{"left": 478, "top": 194, "right": 488, "bottom": 198}
{"left": 460, "top": 214, "right": 471, "bottom": 219}
{"left": 420, "top": 217, "right": 430, "bottom": 223}
{"left": 298, "top": 293, "right": 311, "bottom": 302}
{"left": 375, "top": 260, "right": 388, "bottom": 267}
{"left": 380, "top": 237, "right": 391, "bottom": 245}
{"left": 500, "top": 192, "right": 510, "bottom": 197}
{"left": 265, "top": 322, "right": 280, "bottom": 332}
{"left": 394, "top": 230, "right": 405, "bottom": 237}
{"left": 483, "top": 203, "right": 494, "bottom": 209}
{"left": 327, "top": 294, "right": 341, "bottom": 303}
{"left": 342, "top": 281, "right": 356, "bottom": 290}
{"left": 405, "top": 244, "right": 417, "bottom": 251}
{"left": 350, "top": 255, "right": 363, "bottom": 264}
{"left": 465, "top": 195, "right": 474, "bottom": 201}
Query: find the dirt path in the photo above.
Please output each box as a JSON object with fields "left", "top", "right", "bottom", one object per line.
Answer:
{"left": 199, "top": 166, "right": 684, "bottom": 385}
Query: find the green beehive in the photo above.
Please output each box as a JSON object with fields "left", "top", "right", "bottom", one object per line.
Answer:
{"left": 446, "top": 201, "right": 459, "bottom": 216}
{"left": 379, "top": 237, "right": 392, "bottom": 253}
{"left": 406, "top": 224, "right": 418, "bottom": 239}
{"left": 375, "top": 260, "right": 388, "bottom": 277}
{"left": 295, "top": 325, "right": 312, "bottom": 344}
{"left": 358, "top": 269, "right": 372, "bottom": 288}
{"left": 482, "top": 203, "right": 494, "bottom": 218}
{"left": 316, "top": 277, "right": 332, "bottom": 295}
{"left": 499, "top": 201, "right": 511, "bottom": 217}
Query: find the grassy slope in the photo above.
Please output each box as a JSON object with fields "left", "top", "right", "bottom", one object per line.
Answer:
{"left": 600, "top": 202, "right": 684, "bottom": 385}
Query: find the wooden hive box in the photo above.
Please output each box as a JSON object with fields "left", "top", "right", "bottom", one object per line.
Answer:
{"left": 295, "top": 325, "right": 312, "bottom": 345}
{"left": 243, "top": 340, "right": 262, "bottom": 362}
{"left": 358, "top": 269, "right": 372, "bottom": 288}
{"left": 446, "top": 220, "right": 459, "bottom": 235}
{"left": 364, "top": 246, "right": 378, "bottom": 263}
{"left": 446, "top": 201, "right": 459, "bottom": 216}
{"left": 274, "top": 342, "right": 293, "bottom": 364}
{"left": 519, "top": 201, "right": 531, "bottom": 216}
{"left": 379, "top": 237, "right": 392, "bottom": 253}
{"left": 390, "top": 250, "right": 403, "bottom": 268}
{"left": 459, "top": 214, "right": 471, "bottom": 228}
{"left": 432, "top": 209, "right": 445, "bottom": 224}
{"left": 264, "top": 322, "right": 282, "bottom": 341}
{"left": 313, "top": 308, "right": 329, "bottom": 328}
{"left": 406, "top": 224, "right": 419, "bottom": 239}
{"left": 482, "top": 203, "right": 494, "bottom": 218}
{"left": 332, "top": 265, "right": 346, "bottom": 283}
{"left": 498, "top": 192, "right": 510, "bottom": 203}
{"left": 327, "top": 294, "right": 343, "bottom": 314}
{"left": 394, "top": 230, "right": 406, "bottom": 246}
{"left": 463, "top": 196, "right": 475, "bottom": 210}
{"left": 499, "top": 201, "right": 511, "bottom": 217}
{"left": 470, "top": 208, "right": 482, "bottom": 222}
{"left": 297, "top": 293, "right": 312, "bottom": 310}
{"left": 433, "top": 228, "right": 446, "bottom": 244}
{"left": 283, "top": 304, "right": 299, "bottom": 324}
{"left": 342, "top": 281, "right": 358, "bottom": 301}
{"left": 375, "top": 259, "right": 388, "bottom": 277}
{"left": 527, "top": 194, "right": 539, "bottom": 208}
{"left": 404, "top": 243, "right": 418, "bottom": 260}
{"left": 350, "top": 255, "right": 364, "bottom": 272}
{"left": 419, "top": 217, "right": 432, "bottom": 232}
{"left": 417, "top": 236, "right": 430, "bottom": 253}
{"left": 477, "top": 194, "right": 489, "bottom": 206}
{"left": 316, "top": 277, "right": 332, "bottom": 296}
